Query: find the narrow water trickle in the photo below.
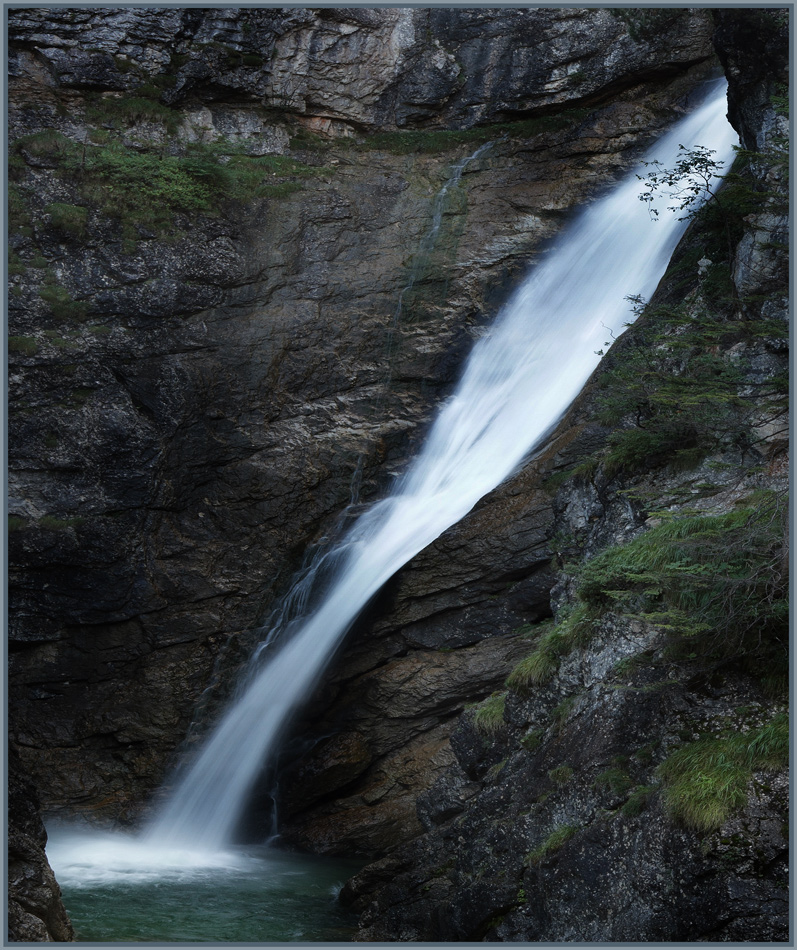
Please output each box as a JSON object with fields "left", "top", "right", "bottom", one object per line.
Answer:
{"left": 349, "top": 138, "right": 496, "bottom": 504}
{"left": 49, "top": 84, "right": 738, "bottom": 913}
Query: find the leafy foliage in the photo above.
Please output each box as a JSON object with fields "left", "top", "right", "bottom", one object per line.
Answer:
{"left": 593, "top": 295, "right": 787, "bottom": 476}
{"left": 637, "top": 145, "right": 726, "bottom": 221}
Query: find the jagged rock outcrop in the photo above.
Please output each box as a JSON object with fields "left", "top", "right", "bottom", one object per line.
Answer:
{"left": 10, "top": 8, "right": 713, "bottom": 132}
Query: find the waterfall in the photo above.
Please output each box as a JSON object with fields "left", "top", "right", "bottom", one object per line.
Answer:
{"left": 146, "top": 83, "right": 738, "bottom": 852}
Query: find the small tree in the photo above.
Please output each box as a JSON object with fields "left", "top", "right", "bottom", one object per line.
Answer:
{"left": 637, "top": 145, "right": 740, "bottom": 281}
{"left": 637, "top": 144, "right": 726, "bottom": 221}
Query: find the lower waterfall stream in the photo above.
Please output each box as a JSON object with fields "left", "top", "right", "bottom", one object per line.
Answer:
{"left": 47, "top": 83, "right": 737, "bottom": 942}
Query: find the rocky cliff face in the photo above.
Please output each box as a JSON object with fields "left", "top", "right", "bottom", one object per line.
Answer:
{"left": 8, "top": 5, "right": 714, "bottom": 816}
{"left": 7, "top": 6, "right": 788, "bottom": 945}
{"left": 7, "top": 749, "right": 75, "bottom": 942}
{"left": 334, "top": 9, "right": 789, "bottom": 942}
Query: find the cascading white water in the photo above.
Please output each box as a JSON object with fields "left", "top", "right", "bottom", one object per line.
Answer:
{"left": 146, "top": 82, "right": 738, "bottom": 853}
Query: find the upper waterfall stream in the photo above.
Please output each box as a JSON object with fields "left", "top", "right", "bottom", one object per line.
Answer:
{"left": 48, "top": 84, "right": 738, "bottom": 901}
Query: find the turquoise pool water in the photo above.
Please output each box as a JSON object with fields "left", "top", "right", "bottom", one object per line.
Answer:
{"left": 47, "top": 827, "right": 362, "bottom": 942}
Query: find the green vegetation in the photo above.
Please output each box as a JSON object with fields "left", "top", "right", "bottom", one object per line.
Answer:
{"left": 8, "top": 515, "right": 27, "bottom": 532}
{"left": 521, "top": 729, "right": 544, "bottom": 752}
{"left": 8, "top": 184, "right": 32, "bottom": 235}
{"left": 486, "top": 758, "right": 507, "bottom": 780}
{"left": 594, "top": 766, "right": 633, "bottom": 796}
{"left": 658, "top": 713, "right": 788, "bottom": 832}
{"left": 15, "top": 129, "right": 74, "bottom": 160}
{"left": 11, "top": 119, "right": 321, "bottom": 254}
{"left": 73, "top": 143, "right": 316, "bottom": 237}
{"left": 64, "top": 388, "right": 94, "bottom": 408}
{"left": 46, "top": 202, "right": 88, "bottom": 238}
{"left": 8, "top": 249, "right": 26, "bottom": 276}
{"left": 575, "top": 491, "right": 788, "bottom": 671}
{"left": 38, "top": 515, "right": 85, "bottom": 530}
{"left": 473, "top": 692, "right": 507, "bottom": 735}
{"left": 620, "top": 784, "right": 656, "bottom": 817}
{"left": 43, "top": 329, "right": 79, "bottom": 349}
{"left": 551, "top": 696, "right": 576, "bottom": 731}
{"left": 577, "top": 129, "right": 788, "bottom": 482}
{"left": 505, "top": 606, "right": 594, "bottom": 691}
{"left": 8, "top": 335, "right": 38, "bottom": 356}
{"left": 351, "top": 106, "right": 592, "bottom": 155}
{"left": 593, "top": 297, "right": 786, "bottom": 477}
{"left": 633, "top": 741, "right": 659, "bottom": 766}
{"left": 526, "top": 824, "right": 578, "bottom": 865}
{"left": 85, "top": 93, "right": 181, "bottom": 133}
{"left": 39, "top": 276, "right": 88, "bottom": 322}
{"left": 548, "top": 764, "right": 574, "bottom": 786}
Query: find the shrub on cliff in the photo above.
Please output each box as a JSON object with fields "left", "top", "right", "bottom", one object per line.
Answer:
{"left": 575, "top": 490, "right": 788, "bottom": 669}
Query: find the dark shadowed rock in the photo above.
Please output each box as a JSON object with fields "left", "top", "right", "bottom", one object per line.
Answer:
{"left": 7, "top": 748, "right": 75, "bottom": 942}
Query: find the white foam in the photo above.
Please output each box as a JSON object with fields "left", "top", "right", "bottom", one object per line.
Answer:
{"left": 46, "top": 826, "right": 256, "bottom": 887}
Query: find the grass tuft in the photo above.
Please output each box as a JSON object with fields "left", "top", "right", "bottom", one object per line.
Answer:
{"left": 8, "top": 335, "right": 38, "bottom": 356}
{"left": 526, "top": 824, "right": 578, "bottom": 865}
{"left": 506, "top": 605, "right": 594, "bottom": 692}
{"left": 473, "top": 692, "right": 507, "bottom": 735}
{"left": 658, "top": 713, "right": 788, "bottom": 832}
{"left": 46, "top": 202, "right": 88, "bottom": 238}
